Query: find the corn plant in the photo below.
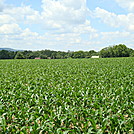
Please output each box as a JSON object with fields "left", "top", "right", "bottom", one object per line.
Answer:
{"left": 0, "top": 58, "right": 134, "bottom": 133}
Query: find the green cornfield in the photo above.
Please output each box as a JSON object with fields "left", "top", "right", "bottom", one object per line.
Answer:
{"left": 0, "top": 58, "right": 134, "bottom": 133}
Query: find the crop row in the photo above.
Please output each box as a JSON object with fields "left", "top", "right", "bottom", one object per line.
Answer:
{"left": 0, "top": 58, "right": 134, "bottom": 133}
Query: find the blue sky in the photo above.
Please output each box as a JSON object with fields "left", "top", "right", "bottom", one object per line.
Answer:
{"left": 0, "top": 0, "right": 134, "bottom": 51}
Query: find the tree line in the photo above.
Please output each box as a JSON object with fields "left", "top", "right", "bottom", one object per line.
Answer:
{"left": 0, "top": 44, "right": 134, "bottom": 59}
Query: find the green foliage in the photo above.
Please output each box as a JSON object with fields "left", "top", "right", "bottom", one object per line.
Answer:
{"left": 100, "top": 44, "right": 131, "bottom": 58}
{"left": 72, "top": 51, "right": 85, "bottom": 58}
{"left": 0, "top": 44, "right": 133, "bottom": 59}
{"left": 0, "top": 50, "right": 16, "bottom": 59}
{"left": 129, "top": 49, "right": 134, "bottom": 57}
{"left": 0, "top": 58, "right": 134, "bottom": 133}
{"left": 14, "top": 51, "right": 25, "bottom": 59}
{"left": 130, "top": 52, "right": 134, "bottom": 57}
{"left": 113, "top": 44, "right": 130, "bottom": 57}
{"left": 40, "top": 54, "right": 47, "bottom": 59}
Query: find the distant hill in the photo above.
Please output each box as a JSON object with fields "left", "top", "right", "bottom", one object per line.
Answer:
{"left": 0, "top": 48, "right": 23, "bottom": 51}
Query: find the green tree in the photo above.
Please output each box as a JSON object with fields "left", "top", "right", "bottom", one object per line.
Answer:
{"left": 15, "top": 51, "right": 25, "bottom": 59}
{"left": 51, "top": 52, "right": 57, "bottom": 59}
{"left": 40, "top": 54, "right": 47, "bottom": 59}
{"left": 86, "top": 50, "right": 97, "bottom": 58}
{"left": 130, "top": 52, "right": 134, "bottom": 57}
{"left": 113, "top": 44, "right": 129, "bottom": 57}
{"left": 0, "top": 50, "right": 10, "bottom": 59}
{"left": 99, "top": 47, "right": 111, "bottom": 58}
{"left": 73, "top": 51, "right": 85, "bottom": 58}
{"left": 127, "top": 48, "right": 134, "bottom": 57}
{"left": 99, "top": 44, "right": 130, "bottom": 58}
{"left": 8, "top": 51, "right": 16, "bottom": 59}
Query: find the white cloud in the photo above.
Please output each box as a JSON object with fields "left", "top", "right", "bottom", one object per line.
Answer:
{"left": 0, "top": 0, "right": 98, "bottom": 51}
{"left": 0, "top": 0, "right": 133, "bottom": 51}
{"left": 26, "top": 0, "right": 96, "bottom": 36}
{"left": 93, "top": 7, "right": 134, "bottom": 32}
{"left": 40, "top": 0, "right": 89, "bottom": 30}
{"left": 42, "top": 0, "right": 87, "bottom": 21}
{"left": 0, "top": 0, "right": 5, "bottom": 11}
{"left": 1, "top": 27, "right": 134, "bottom": 51}
{"left": 60, "top": 0, "right": 86, "bottom": 9}
{"left": 97, "top": 31, "right": 134, "bottom": 49}
{"left": 21, "top": 28, "right": 39, "bottom": 37}
{"left": 115, "top": 0, "right": 134, "bottom": 12}
{"left": 0, "top": 15, "right": 16, "bottom": 24}
{"left": 3, "top": 5, "right": 40, "bottom": 23}
{"left": 73, "top": 20, "right": 97, "bottom": 34}
{"left": 0, "top": 23, "right": 21, "bottom": 34}
{"left": 101, "top": 31, "right": 131, "bottom": 41}
{"left": 1, "top": 0, "right": 93, "bottom": 34}
{"left": 24, "top": 0, "right": 89, "bottom": 30}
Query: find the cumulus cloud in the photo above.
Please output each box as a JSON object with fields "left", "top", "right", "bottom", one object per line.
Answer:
{"left": 100, "top": 31, "right": 134, "bottom": 48}
{"left": 21, "top": 28, "right": 39, "bottom": 37}
{"left": 0, "top": 0, "right": 98, "bottom": 50}
{"left": 93, "top": 7, "right": 134, "bottom": 32}
{"left": 0, "top": 0, "right": 12, "bottom": 12}
{"left": 0, "top": 15, "right": 16, "bottom": 24}
{"left": 0, "top": 24, "right": 42, "bottom": 49}
{"left": 37, "top": 0, "right": 90, "bottom": 32}
{"left": 41, "top": 0, "right": 87, "bottom": 25}
{"left": 101, "top": 31, "right": 131, "bottom": 41}
{"left": 0, "top": 23, "right": 21, "bottom": 34}
{"left": 0, "top": 0, "right": 5, "bottom": 11}
{"left": 3, "top": 5, "right": 40, "bottom": 23}
{"left": 1, "top": 0, "right": 93, "bottom": 34}
{"left": 1, "top": 0, "right": 89, "bottom": 30}
{"left": 73, "top": 20, "right": 97, "bottom": 34}
{"left": 115, "top": 0, "right": 134, "bottom": 12}
{"left": 0, "top": 0, "right": 133, "bottom": 51}
{"left": 26, "top": 0, "right": 96, "bottom": 36}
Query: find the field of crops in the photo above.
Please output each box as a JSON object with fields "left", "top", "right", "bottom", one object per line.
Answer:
{"left": 0, "top": 58, "right": 134, "bottom": 133}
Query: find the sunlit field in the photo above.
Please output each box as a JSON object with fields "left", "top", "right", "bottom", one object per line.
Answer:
{"left": 0, "top": 58, "right": 134, "bottom": 133}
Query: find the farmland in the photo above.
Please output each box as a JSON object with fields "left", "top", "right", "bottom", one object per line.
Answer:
{"left": 0, "top": 58, "right": 134, "bottom": 133}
